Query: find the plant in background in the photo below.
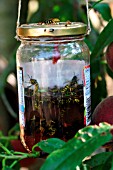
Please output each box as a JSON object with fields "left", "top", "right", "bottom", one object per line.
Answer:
{"left": 0, "top": 123, "right": 113, "bottom": 170}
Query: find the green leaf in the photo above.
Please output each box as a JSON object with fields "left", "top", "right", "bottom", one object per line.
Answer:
{"left": 91, "top": 0, "right": 104, "bottom": 9}
{"left": 85, "top": 152, "right": 113, "bottom": 170}
{"left": 94, "top": 3, "right": 112, "bottom": 21}
{"left": 101, "top": 154, "right": 113, "bottom": 170}
{"left": 92, "top": 165, "right": 104, "bottom": 170}
{"left": 84, "top": 152, "right": 113, "bottom": 168}
{"left": 32, "top": 138, "right": 65, "bottom": 154}
{"left": 76, "top": 164, "right": 91, "bottom": 170}
{"left": 91, "top": 19, "right": 113, "bottom": 62}
{"left": 41, "top": 123, "right": 113, "bottom": 170}
{"left": 3, "top": 167, "right": 13, "bottom": 170}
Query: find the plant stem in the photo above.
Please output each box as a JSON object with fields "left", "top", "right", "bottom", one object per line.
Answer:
{"left": 0, "top": 152, "right": 40, "bottom": 159}
{"left": 13, "top": 151, "right": 27, "bottom": 155}
{"left": 0, "top": 142, "right": 12, "bottom": 155}
{"left": 10, "top": 159, "right": 20, "bottom": 169}
{"left": 2, "top": 158, "right": 6, "bottom": 169}
{"left": 9, "top": 151, "right": 39, "bottom": 168}
{"left": 0, "top": 135, "right": 18, "bottom": 141}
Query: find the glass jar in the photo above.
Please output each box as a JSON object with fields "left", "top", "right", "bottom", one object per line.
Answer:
{"left": 16, "top": 22, "right": 91, "bottom": 153}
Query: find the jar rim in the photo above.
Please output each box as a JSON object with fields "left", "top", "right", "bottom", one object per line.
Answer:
{"left": 17, "top": 22, "right": 87, "bottom": 39}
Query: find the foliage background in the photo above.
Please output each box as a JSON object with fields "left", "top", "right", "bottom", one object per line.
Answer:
{"left": 0, "top": 0, "right": 113, "bottom": 169}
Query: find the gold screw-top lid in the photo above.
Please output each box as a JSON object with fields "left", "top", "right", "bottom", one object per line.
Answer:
{"left": 17, "top": 21, "right": 87, "bottom": 39}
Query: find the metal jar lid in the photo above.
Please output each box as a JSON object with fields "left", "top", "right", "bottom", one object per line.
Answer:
{"left": 17, "top": 21, "right": 87, "bottom": 39}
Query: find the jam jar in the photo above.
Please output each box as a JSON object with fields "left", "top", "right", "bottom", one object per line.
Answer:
{"left": 16, "top": 22, "right": 91, "bottom": 152}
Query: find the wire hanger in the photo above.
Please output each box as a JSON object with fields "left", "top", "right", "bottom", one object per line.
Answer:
{"left": 16, "top": 0, "right": 91, "bottom": 40}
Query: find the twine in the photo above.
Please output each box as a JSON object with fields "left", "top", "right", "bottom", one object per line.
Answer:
{"left": 15, "top": 0, "right": 21, "bottom": 40}
{"left": 85, "top": 0, "right": 91, "bottom": 34}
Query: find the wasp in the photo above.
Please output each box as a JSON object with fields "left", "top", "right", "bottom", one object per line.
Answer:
{"left": 26, "top": 75, "right": 39, "bottom": 95}
{"left": 27, "top": 75, "right": 39, "bottom": 95}
{"left": 64, "top": 74, "right": 78, "bottom": 87}
{"left": 61, "top": 85, "right": 70, "bottom": 94}
{"left": 26, "top": 75, "right": 40, "bottom": 110}
{"left": 61, "top": 74, "right": 79, "bottom": 102}
{"left": 44, "top": 18, "right": 60, "bottom": 24}
{"left": 70, "top": 75, "right": 78, "bottom": 86}
{"left": 63, "top": 74, "right": 78, "bottom": 91}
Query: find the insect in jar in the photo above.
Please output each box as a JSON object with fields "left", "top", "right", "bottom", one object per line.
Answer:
{"left": 26, "top": 75, "right": 39, "bottom": 95}
{"left": 62, "top": 74, "right": 78, "bottom": 92}
{"left": 61, "top": 85, "right": 70, "bottom": 94}
{"left": 44, "top": 18, "right": 60, "bottom": 24}
{"left": 25, "top": 75, "right": 39, "bottom": 99}
{"left": 26, "top": 75, "right": 40, "bottom": 110}
{"left": 70, "top": 75, "right": 78, "bottom": 86}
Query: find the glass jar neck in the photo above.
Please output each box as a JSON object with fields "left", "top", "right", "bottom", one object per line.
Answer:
{"left": 20, "top": 35, "right": 85, "bottom": 44}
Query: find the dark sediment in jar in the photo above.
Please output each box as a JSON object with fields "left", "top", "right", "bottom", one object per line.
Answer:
{"left": 20, "top": 83, "right": 84, "bottom": 152}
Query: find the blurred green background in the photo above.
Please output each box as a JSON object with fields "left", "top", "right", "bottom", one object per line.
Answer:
{"left": 0, "top": 0, "right": 113, "bottom": 168}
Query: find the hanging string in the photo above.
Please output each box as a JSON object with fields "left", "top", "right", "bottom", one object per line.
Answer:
{"left": 17, "top": 0, "right": 21, "bottom": 28}
{"left": 85, "top": 0, "right": 91, "bottom": 35}
{"left": 15, "top": 0, "right": 22, "bottom": 40}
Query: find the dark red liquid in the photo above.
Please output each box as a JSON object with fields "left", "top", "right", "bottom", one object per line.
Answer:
{"left": 20, "top": 84, "right": 84, "bottom": 152}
